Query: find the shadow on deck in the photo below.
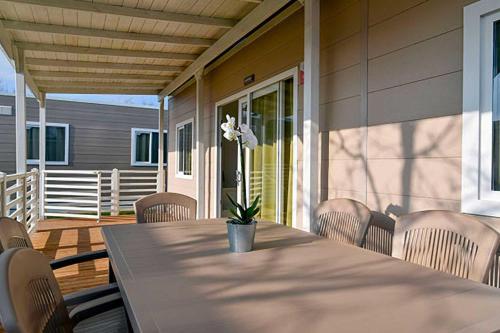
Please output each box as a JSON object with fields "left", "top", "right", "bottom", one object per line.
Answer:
{"left": 32, "top": 215, "right": 135, "bottom": 295}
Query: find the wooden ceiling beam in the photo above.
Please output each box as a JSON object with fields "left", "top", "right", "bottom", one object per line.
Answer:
{"left": 26, "top": 58, "right": 184, "bottom": 72}
{"left": 15, "top": 42, "right": 198, "bottom": 61}
{"left": 29, "top": 70, "right": 174, "bottom": 81}
{"left": 42, "top": 87, "right": 160, "bottom": 95}
{"left": 1, "top": 20, "right": 215, "bottom": 47}
{"left": 36, "top": 80, "right": 164, "bottom": 89}
{"left": 2, "top": 0, "right": 237, "bottom": 28}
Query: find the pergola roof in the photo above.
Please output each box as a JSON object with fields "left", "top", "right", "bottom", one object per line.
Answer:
{"left": 0, "top": 0, "right": 294, "bottom": 99}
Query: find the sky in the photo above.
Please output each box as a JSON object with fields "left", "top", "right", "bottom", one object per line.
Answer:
{"left": 0, "top": 50, "right": 160, "bottom": 109}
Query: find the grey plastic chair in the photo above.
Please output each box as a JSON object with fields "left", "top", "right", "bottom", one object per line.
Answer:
{"left": 313, "top": 198, "right": 372, "bottom": 247}
{"left": 134, "top": 192, "right": 197, "bottom": 223}
{"left": 0, "top": 248, "right": 128, "bottom": 333}
{"left": 0, "top": 216, "right": 119, "bottom": 298}
{"left": 393, "top": 210, "right": 500, "bottom": 282}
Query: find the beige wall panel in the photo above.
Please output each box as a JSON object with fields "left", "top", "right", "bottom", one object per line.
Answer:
{"left": 368, "top": 71, "right": 462, "bottom": 125}
{"left": 320, "top": 33, "right": 361, "bottom": 76}
{"left": 324, "top": 128, "right": 363, "bottom": 161}
{"left": 367, "top": 192, "right": 460, "bottom": 218}
{"left": 320, "top": 96, "right": 361, "bottom": 131}
{"left": 368, "top": 115, "right": 461, "bottom": 159}
{"left": 320, "top": 65, "right": 360, "bottom": 104}
{"left": 367, "top": 157, "right": 461, "bottom": 201}
{"left": 368, "top": 0, "right": 426, "bottom": 26}
{"left": 209, "top": 11, "right": 304, "bottom": 103}
{"left": 320, "top": 0, "right": 361, "bottom": 48}
{"left": 321, "top": 0, "right": 358, "bottom": 22}
{"left": 167, "top": 83, "right": 197, "bottom": 199}
{"left": 324, "top": 188, "right": 366, "bottom": 202}
{"left": 368, "top": 0, "right": 472, "bottom": 59}
{"left": 368, "top": 28, "right": 462, "bottom": 92}
{"left": 326, "top": 158, "right": 366, "bottom": 193}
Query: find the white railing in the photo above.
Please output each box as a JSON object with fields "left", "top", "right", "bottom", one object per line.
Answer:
{"left": 43, "top": 170, "right": 101, "bottom": 221}
{"left": 42, "top": 169, "right": 160, "bottom": 221}
{"left": 0, "top": 169, "right": 39, "bottom": 232}
{"left": 100, "top": 169, "right": 158, "bottom": 215}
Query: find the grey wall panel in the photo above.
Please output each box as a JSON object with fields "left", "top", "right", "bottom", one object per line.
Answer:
{"left": 0, "top": 95, "right": 162, "bottom": 174}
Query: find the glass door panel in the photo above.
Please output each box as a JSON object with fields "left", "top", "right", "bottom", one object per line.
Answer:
{"left": 280, "top": 78, "right": 294, "bottom": 226}
{"left": 218, "top": 100, "right": 239, "bottom": 218}
{"left": 249, "top": 84, "right": 279, "bottom": 223}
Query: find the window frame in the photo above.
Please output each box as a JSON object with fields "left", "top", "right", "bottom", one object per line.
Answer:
{"left": 26, "top": 121, "right": 69, "bottom": 166}
{"left": 462, "top": 0, "right": 500, "bottom": 216}
{"left": 175, "top": 118, "right": 194, "bottom": 179}
{"left": 130, "top": 128, "right": 168, "bottom": 167}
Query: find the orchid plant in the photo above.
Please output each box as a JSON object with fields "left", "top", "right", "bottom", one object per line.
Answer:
{"left": 221, "top": 115, "right": 260, "bottom": 225}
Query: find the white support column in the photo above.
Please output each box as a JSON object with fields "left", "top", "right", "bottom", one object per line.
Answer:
{"left": 157, "top": 97, "right": 166, "bottom": 192}
{"left": 302, "top": 0, "right": 320, "bottom": 232}
{"left": 38, "top": 93, "right": 46, "bottom": 220}
{"left": 110, "top": 168, "right": 120, "bottom": 216}
{"left": 195, "top": 69, "right": 205, "bottom": 219}
{"left": 15, "top": 48, "right": 27, "bottom": 174}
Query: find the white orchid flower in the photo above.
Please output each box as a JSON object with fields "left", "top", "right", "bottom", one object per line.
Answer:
{"left": 221, "top": 114, "right": 240, "bottom": 141}
{"left": 223, "top": 128, "right": 240, "bottom": 141}
{"left": 239, "top": 124, "right": 258, "bottom": 149}
{"left": 221, "top": 115, "right": 236, "bottom": 132}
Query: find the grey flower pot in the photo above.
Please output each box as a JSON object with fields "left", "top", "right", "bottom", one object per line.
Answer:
{"left": 227, "top": 221, "right": 257, "bottom": 253}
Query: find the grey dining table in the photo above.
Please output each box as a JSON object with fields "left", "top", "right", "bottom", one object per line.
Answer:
{"left": 102, "top": 219, "right": 500, "bottom": 333}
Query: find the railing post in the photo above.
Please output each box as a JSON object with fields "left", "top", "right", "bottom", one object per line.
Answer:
{"left": 39, "top": 170, "right": 45, "bottom": 221}
{"left": 111, "top": 168, "right": 120, "bottom": 216}
{"left": 0, "top": 172, "right": 5, "bottom": 217}
{"left": 21, "top": 172, "right": 27, "bottom": 225}
{"left": 96, "top": 171, "right": 102, "bottom": 222}
{"left": 31, "top": 168, "right": 39, "bottom": 224}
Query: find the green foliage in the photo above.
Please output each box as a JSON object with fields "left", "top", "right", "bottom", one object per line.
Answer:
{"left": 226, "top": 194, "right": 260, "bottom": 225}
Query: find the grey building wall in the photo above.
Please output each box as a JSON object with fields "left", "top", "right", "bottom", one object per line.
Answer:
{"left": 0, "top": 95, "right": 163, "bottom": 174}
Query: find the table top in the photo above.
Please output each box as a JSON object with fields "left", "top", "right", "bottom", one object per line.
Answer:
{"left": 102, "top": 219, "right": 500, "bottom": 333}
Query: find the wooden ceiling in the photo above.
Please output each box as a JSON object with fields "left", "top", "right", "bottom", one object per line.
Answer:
{"left": 0, "top": 0, "right": 293, "bottom": 98}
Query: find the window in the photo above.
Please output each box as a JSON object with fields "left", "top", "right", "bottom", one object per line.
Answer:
{"left": 131, "top": 128, "right": 167, "bottom": 166}
{"left": 462, "top": 1, "right": 500, "bottom": 216}
{"left": 176, "top": 119, "right": 193, "bottom": 178}
{"left": 26, "top": 122, "right": 69, "bottom": 165}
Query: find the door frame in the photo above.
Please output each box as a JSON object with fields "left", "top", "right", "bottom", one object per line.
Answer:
{"left": 214, "top": 67, "right": 299, "bottom": 228}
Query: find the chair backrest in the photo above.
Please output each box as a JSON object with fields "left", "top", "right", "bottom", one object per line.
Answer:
{"left": 313, "top": 198, "right": 372, "bottom": 247}
{"left": 0, "top": 248, "right": 72, "bottom": 333}
{"left": 363, "top": 211, "right": 395, "bottom": 256}
{"left": 0, "top": 217, "right": 33, "bottom": 253}
{"left": 393, "top": 210, "right": 500, "bottom": 282}
{"left": 134, "top": 192, "right": 197, "bottom": 224}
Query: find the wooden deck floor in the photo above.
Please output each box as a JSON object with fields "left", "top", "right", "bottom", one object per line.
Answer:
{"left": 0, "top": 216, "right": 135, "bottom": 332}
{"left": 31, "top": 216, "right": 135, "bottom": 295}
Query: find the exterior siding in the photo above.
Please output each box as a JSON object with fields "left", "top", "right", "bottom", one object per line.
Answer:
{"left": 321, "top": 0, "right": 476, "bottom": 219}
{"left": 168, "top": 0, "right": 498, "bottom": 226}
{"left": 0, "top": 95, "right": 161, "bottom": 174}
{"left": 167, "top": 10, "right": 305, "bottom": 221}
{"left": 167, "top": 84, "right": 197, "bottom": 199}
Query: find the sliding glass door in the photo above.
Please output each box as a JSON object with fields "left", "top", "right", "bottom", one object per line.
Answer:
{"left": 218, "top": 75, "right": 295, "bottom": 226}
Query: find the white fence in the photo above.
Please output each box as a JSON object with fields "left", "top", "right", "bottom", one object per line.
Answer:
{"left": 100, "top": 169, "right": 158, "bottom": 214}
{"left": 43, "top": 170, "right": 101, "bottom": 220}
{"left": 42, "top": 169, "right": 160, "bottom": 221}
{"left": 0, "top": 169, "right": 39, "bottom": 232}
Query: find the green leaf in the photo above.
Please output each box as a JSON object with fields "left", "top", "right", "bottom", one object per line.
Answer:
{"left": 229, "top": 208, "right": 242, "bottom": 220}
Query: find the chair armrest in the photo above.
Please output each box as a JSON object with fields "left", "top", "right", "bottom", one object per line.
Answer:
{"left": 50, "top": 249, "right": 108, "bottom": 270}
{"left": 64, "top": 282, "right": 119, "bottom": 307}
{"left": 69, "top": 292, "right": 123, "bottom": 325}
